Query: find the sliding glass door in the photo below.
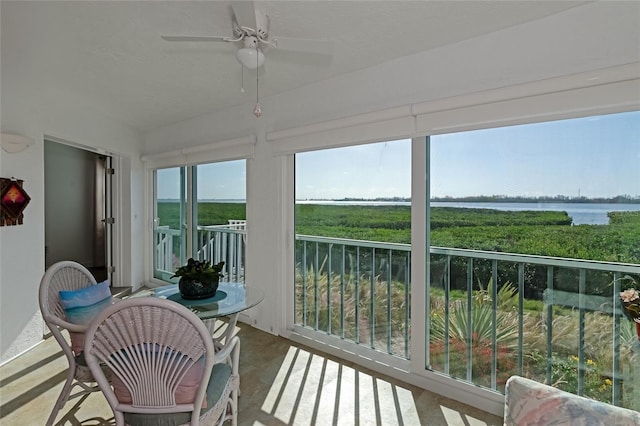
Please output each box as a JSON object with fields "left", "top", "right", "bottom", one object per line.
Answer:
{"left": 153, "top": 167, "right": 187, "bottom": 281}
{"left": 153, "top": 160, "right": 247, "bottom": 283}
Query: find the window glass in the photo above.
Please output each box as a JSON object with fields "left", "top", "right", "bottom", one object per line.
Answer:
{"left": 153, "top": 160, "right": 247, "bottom": 284}
{"left": 428, "top": 111, "right": 640, "bottom": 408}
{"left": 195, "top": 161, "right": 246, "bottom": 282}
{"left": 294, "top": 140, "right": 412, "bottom": 357}
{"left": 154, "top": 167, "right": 186, "bottom": 280}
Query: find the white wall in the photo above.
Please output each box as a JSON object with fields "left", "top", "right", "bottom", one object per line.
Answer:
{"left": 0, "top": 57, "right": 145, "bottom": 364}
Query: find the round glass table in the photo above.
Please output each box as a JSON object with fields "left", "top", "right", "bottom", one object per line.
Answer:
{"left": 153, "top": 282, "right": 264, "bottom": 348}
{"left": 153, "top": 282, "right": 264, "bottom": 320}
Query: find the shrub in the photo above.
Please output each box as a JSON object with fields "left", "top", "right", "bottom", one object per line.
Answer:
{"left": 550, "top": 354, "right": 613, "bottom": 402}
{"left": 429, "top": 279, "right": 521, "bottom": 389}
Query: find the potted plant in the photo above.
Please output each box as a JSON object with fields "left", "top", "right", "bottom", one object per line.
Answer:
{"left": 620, "top": 287, "right": 640, "bottom": 342}
{"left": 172, "top": 258, "right": 225, "bottom": 300}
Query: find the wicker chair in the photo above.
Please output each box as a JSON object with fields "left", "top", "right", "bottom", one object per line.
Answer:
{"left": 83, "top": 297, "right": 240, "bottom": 426}
{"left": 38, "top": 260, "right": 110, "bottom": 426}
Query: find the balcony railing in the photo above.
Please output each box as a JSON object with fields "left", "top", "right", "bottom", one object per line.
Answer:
{"left": 295, "top": 235, "right": 411, "bottom": 358}
{"left": 154, "top": 221, "right": 246, "bottom": 282}
{"left": 155, "top": 225, "right": 640, "bottom": 410}
{"left": 294, "top": 235, "right": 640, "bottom": 410}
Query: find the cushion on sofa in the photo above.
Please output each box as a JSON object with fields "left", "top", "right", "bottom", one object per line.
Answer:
{"left": 504, "top": 375, "right": 640, "bottom": 426}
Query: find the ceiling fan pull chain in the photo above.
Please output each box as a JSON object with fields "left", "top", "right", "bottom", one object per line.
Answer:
{"left": 240, "top": 65, "right": 245, "bottom": 93}
{"left": 253, "top": 45, "right": 262, "bottom": 117}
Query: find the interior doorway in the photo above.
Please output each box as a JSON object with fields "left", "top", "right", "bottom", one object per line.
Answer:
{"left": 44, "top": 140, "right": 113, "bottom": 283}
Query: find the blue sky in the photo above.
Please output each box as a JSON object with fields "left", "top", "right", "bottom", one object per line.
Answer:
{"left": 157, "top": 111, "right": 639, "bottom": 200}
{"left": 299, "top": 110, "right": 640, "bottom": 199}
{"left": 430, "top": 111, "right": 640, "bottom": 198}
{"left": 296, "top": 141, "right": 412, "bottom": 199}
{"left": 156, "top": 160, "right": 247, "bottom": 199}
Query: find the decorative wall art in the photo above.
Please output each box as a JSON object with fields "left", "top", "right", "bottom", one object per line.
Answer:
{"left": 0, "top": 177, "right": 31, "bottom": 226}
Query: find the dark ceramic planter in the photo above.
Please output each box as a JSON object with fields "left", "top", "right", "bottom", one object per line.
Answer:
{"left": 178, "top": 277, "right": 219, "bottom": 300}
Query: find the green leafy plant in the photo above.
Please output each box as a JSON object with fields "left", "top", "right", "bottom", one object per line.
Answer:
{"left": 172, "top": 258, "right": 224, "bottom": 282}
{"left": 429, "top": 279, "right": 521, "bottom": 388}
{"left": 551, "top": 354, "right": 613, "bottom": 403}
{"left": 430, "top": 279, "right": 520, "bottom": 350}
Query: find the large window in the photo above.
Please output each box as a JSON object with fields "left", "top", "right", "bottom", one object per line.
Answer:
{"left": 153, "top": 160, "right": 247, "bottom": 283}
{"left": 427, "top": 111, "right": 640, "bottom": 408}
{"left": 294, "top": 140, "right": 412, "bottom": 358}
{"left": 287, "top": 110, "right": 639, "bottom": 410}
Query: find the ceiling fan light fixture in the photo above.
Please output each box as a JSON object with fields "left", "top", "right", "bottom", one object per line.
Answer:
{"left": 236, "top": 47, "right": 265, "bottom": 70}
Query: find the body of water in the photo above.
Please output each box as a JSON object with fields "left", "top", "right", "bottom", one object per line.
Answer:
{"left": 431, "top": 202, "right": 640, "bottom": 225}
{"left": 296, "top": 200, "right": 640, "bottom": 225}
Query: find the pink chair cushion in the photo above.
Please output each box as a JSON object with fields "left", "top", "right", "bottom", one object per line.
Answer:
{"left": 111, "top": 356, "right": 207, "bottom": 408}
{"left": 69, "top": 331, "right": 86, "bottom": 356}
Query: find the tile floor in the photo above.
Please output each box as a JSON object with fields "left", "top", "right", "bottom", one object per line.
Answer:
{"left": 1, "top": 320, "right": 502, "bottom": 425}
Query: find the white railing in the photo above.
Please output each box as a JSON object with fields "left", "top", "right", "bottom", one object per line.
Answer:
{"left": 195, "top": 221, "right": 246, "bottom": 282}
{"left": 154, "top": 225, "right": 181, "bottom": 274}
{"left": 154, "top": 220, "right": 246, "bottom": 282}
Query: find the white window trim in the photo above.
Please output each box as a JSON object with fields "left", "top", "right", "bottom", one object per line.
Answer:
{"left": 267, "top": 63, "right": 639, "bottom": 153}
{"left": 141, "top": 135, "right": 256, "bottom": 169}
{"left": 143, "top": 135, "right": 255, "bottom": 287}
{"left": 273, "top": 63, "right": 639, "bottom": 417}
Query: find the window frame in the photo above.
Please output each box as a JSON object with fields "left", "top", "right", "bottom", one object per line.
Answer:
{"left": 274, "top": 76, "right": 640, "bottom": 415}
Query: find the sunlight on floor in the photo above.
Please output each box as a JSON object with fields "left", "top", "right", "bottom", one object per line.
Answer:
{"left": 440, "top": 406, "right": 498, "bottom": 426}
{"left": 2, "top": 321, "right": 502, "bottom": 425}
{"left": 261, "top": 346, "right": 422, "bottom": 426}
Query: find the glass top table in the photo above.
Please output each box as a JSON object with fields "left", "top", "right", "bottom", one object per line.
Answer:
{"left": 153, "top": 282, "right": 264, "bottom": 320}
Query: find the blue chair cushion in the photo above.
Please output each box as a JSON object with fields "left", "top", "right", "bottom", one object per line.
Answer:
{"left": 122, "top": 362, "right": 233, "bottom": 426}
{"left": 60, "top": 280, "right": 112, "bottom": 325}
{"left": 59, "top": 280, "right": 112, "bottom": 354}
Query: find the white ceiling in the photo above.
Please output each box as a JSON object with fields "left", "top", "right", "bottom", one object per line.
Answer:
{"left": 1, "top": 1, "right": 589, "bottom": 132}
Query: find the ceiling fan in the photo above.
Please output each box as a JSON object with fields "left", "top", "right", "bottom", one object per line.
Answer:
{"left": 160, "top": 1, "right": 334, "bottom": 70}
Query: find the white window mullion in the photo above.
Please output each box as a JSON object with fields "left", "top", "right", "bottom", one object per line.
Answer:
{"left": 188, "top": 165, "right": 198, "bottom": 259}
{"left": 410, "top": 136, "right": 428, "bottom": 374}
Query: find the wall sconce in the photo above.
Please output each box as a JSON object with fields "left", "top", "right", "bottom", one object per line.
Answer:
{"left": 1, "top": 133, "right": 34, "bottom": 153}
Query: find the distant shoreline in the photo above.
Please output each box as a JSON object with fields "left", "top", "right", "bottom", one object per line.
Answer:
{"left": 159, "top": 196, "right": 640, "bottom": 204}
{"left": 336, "top": 196, "right": 640, "bottom": 204}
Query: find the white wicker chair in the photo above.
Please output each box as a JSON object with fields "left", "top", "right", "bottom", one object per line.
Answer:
{"left": 83, "top": 297, "right": 240, "bottom": 426}
{"left": 38, "top": 260, "right": 109, "bottom": 426}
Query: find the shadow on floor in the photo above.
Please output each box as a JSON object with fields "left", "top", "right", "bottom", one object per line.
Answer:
{"left": 1, "top": 320, "right": 502, "bottom": 426}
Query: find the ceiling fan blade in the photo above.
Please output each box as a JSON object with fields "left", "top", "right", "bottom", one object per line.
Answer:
{"left": 161, "top": 35, "right": 228, "bottom": 42}
{"left": 271, "top": 37, "right": 334, "bottom": 56}
{"left": 231, "top": 1, "right": 257, "bottom": 31}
